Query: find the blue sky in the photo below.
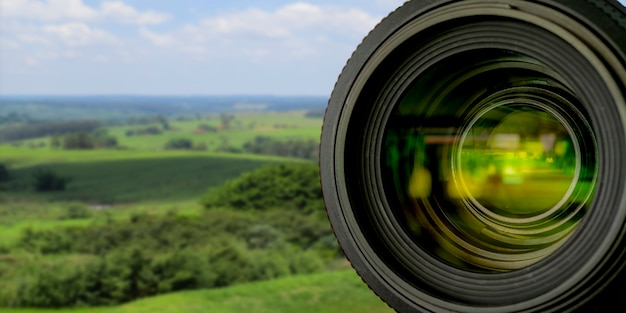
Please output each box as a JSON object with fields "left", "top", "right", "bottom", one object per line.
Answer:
{"left": 1, "top": 0, "right": 624, "bottom": 96}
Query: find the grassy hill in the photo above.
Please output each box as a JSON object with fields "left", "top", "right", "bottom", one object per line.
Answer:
{"left": 0, "top": 270, "right": 393, "bottom": 313}
{"left": 0, "top": 145, "right": 299, "bottom": 246}
{"left": 1, "top": 145, "right": 295, "bottom": 203}
{"left": 0, "top": 111, "right": 337, "bottom": 311}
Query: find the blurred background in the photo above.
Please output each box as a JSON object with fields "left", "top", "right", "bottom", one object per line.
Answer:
{"left": 0, "top": 1, "right": 404, "bottom": 312}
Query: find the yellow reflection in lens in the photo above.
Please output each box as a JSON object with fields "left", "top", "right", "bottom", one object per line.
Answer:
{"left": 458, "top": 109, "right": 576, "bottom": 217}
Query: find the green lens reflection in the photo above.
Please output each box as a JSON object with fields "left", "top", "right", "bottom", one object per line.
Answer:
{"left": 456, "top": 105, "right": 577, "bottom": 218}
{"left": 383, "top": 51, "right": 597, "bottom": 272}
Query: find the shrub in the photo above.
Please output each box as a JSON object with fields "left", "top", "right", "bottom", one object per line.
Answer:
{"left": 63, "top": 132, "right": 95, "bottom": 150}
{"left": 148, "top": 249, "right": 216, "bottom": 293}
{"left": 0, "top": 164, "right": 9, "bottom": 182}
{"left": 164, "top": 138, "right": 193, "bottom": 150}
{"left": 32, "top": 169, "right": 72, "bottom": 192}
{"left": 17, "top": 228, "right": 74, "bottom": 254}
{"left": 193, "top": 142, "right": 208, "bottom": 151}
{"left": 243, "top": 224, "right": 286, "bottom": 250}
{"left": 16, "top": 258, "right": 85, "bottom": 308}
{"left": 201, "top": 162, "right": 324, "bottom": 214}
{"left": 63, "top": 204, "right": 92, "bottom": 220}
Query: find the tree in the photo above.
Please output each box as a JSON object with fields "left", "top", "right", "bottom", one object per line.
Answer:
{"left": 201, "top": 162, "right": 323, "bottom": 214}
{"left": 0, "top": 164, "right": 9, "bottom": 182}
{"left": 164, "top": 138, "right": 193, "bottom": 150}
{"left": 33, "top": 169, "right": 72, "bottom": 192}
{"left": 219, "top": 114, "right": 235, "bottom": 130}
{"left": 50, "top": 135, "right": 62, "bottom": 149}
{"left": 63, "top": 132, "right": 95, "bottom": 150}
{"left": 157, "top": 115, "right": 170, "bottom": 130}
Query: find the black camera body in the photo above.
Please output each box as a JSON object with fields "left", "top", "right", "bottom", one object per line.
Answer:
{"left": 320, "top": 1, "right": 626, "bottom": 312}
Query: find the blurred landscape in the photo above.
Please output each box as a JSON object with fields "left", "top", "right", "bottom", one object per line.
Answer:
{"left": 0, "top": 96, "right": 393, "bottom": 312}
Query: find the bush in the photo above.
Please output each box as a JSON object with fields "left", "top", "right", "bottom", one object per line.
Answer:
{"left": 17, "top": 228, "right": 75, "bottom": 254}
{"left": 148, "top": 249, "right": 216, "bottom": 293}
{"left": 32, "top": 169, "right": 72, "bottom": 192}
{"left": 17, "top": 263, "right": 87, "bottom": 307}
{"left": 63, "top": 132, "right": 95, "bottom": 150}
{"left": 242, "top": 136, "right": 319, "bottom": 160}
{"left": 193, "top": 142, "right": 208, "bottom": 151}
{"left": 7, "top": 208, "right": 335, "bottom": 308}
{"left": 201, "top": 162, "right": 324, "bottom": 214}
{"left": 63, "top": 204, "right": 92, "bottom": 220}
{"left": 0, "top": 164, "right": 9, "bottom": 182}
{"left": 243, "top": 224, "right": 286, "bottom": 250}
{"left": 164, "top": 138, "right": 193, "bottom": 150}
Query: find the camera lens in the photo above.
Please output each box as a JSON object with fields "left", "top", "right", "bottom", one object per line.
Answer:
{"left": 321, "top": 0, "right": 626, "bottom": 312}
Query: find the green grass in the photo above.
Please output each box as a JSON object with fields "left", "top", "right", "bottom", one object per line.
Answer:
{"left": 107, "top": 111, "right": 322, "bottom": 151}
{"left": 0, "top": 270, "right": 393, "bottom": 313}
{"left": 0, "top": 144, "right": 304, "bottom": 246}
{"left": 0, "top": 145, "right": 299, "bottom": 203}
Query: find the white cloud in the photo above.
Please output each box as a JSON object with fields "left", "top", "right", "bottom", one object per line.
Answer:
{"left": 140, "top": 2, "right": 380, "bottom": 60}
{"left": 376, "top": 0, "right": 407, "bottom": 8}
{"left": 139, "top": 28, "right": 174, "bottom": 46}
{"left": 195, "top": 3, "right": 379, "bottom": 40}
{"left": 2, "top": 0, "right": 98, "bottom": 21}
{"left": 100, "top": 1, "right": 170, "bottom": 25}
{"left": 43, "top": 23, "right": 119, "bottom": 46}
{"left": 0, "top": 0, "right": 169, "bottom": 25}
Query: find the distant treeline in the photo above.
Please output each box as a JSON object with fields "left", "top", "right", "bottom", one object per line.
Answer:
{"left": 51, "top": 130, "right": 118, "bottom": 150}
{"left": 0, "top": 119, "right": 101, "bottom": 142}
{"left": 242, "top": 136, "right": 319, "bottom": 160}
{"left": 0, "top": 95, "right": 328, "bottom": 122}
{"left": 0, "top": 112, "right": 38, "bottom": 125}
{"left": 304, "top": 109, "right": 325, "bottom": 119}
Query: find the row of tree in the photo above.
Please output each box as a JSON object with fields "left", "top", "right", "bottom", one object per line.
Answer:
{"left": 0, "top": 112, "right": 35, "bottom": 125}
{"left": 0, "top": 119, "right": 101, "bottom": 142}
{"left": 242, "top": 136, "right": 319, "bottom": 160}
{"left": 50, "top": 130, "right": 118, "bottom": 150}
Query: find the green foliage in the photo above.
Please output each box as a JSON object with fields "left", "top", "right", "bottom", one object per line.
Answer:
{"left": 63, "top": 132, "right": 96, "bottom": 150}
{"left": 2, "top": 270, "right": 394, "bottom": 313}
{"left": 243, "top": 224, "right": 286, "bottom": 250}
{"left": 164, "top": 138, "right": 193, "bottom": 150}
{"left": 125, "top": 126, "right": 162, "bottom": 136}
{"left": 91, "top": 129, "right": 118, "bottom": 148}
{"left": 32, "top": 169, "right": 72, "bottom": 192}
{"left": 0, "top": 119, "right": 100, "bottom": 142}
{"left": 63, "top": 204, "right": 92, "bottom": 220}
{"left": 305, "top": 109, "right": 326, "bottom": 118}
{"left": 197, "top": 124, "right": 218, "bottom": 133}
{"left": 219, "top": 113, "right": 235, "bottom": 130}
{"left": 242, "top": 136, "right": 319, "bottom": 160}
{"left": 0, "top": 163, "right": 9, "bottom": 182}
{"left": 192, "top": 142, "right": 208, "bottom": 151}
{"left": 5, "top": 207, "right": 335, "bottom": 308}
{"left": 201, "top": 162, "right": 323, "bottom": 214}
{"left": 17, "top": 227, "right": 75, "bottom": 254}
{"left": 50, "top": 135, "right": 62, "bottom": 149}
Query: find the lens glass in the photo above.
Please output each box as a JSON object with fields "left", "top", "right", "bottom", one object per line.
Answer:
{"left": 382, "top": 51, "right": 597, "bottom": 272}
{"left": 457, "top": 105, "right": 575, "bottom": 217}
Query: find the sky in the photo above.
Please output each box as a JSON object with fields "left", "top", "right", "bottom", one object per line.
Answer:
{"left": 1, "top": 0, "right": 624, "bottom": 96}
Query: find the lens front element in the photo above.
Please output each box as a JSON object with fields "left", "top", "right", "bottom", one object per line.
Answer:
{"left": 383, "top": 54, "right": 597, "bottom": 272}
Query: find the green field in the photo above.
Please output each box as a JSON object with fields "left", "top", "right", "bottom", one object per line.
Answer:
{"left": 0, "top": 111, "right": 344, "bottom": 311}
{"left": 0, "top": 270, "right": 393, "bottom": 313}
{"left": 100, "top": 111, "right": 321, "bottom": 151}
{"left": 0, "top": 144, "right": 298, "bottom": 247}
